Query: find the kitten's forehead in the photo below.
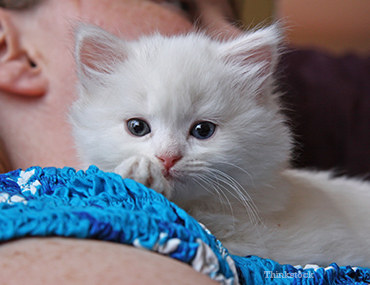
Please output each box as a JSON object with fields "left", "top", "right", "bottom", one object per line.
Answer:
{"left": 111, "top": 33, "right": 266, "bottom": 127}
{"left": 144, "top": 71, "right": 221, "bottom": 126}
{"left": 129, "top": 35, "right": 230, "bottom": 122}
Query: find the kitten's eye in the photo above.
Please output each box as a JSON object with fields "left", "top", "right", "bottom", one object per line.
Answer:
{"left": 190, "top": 122, "right": 216, "bottom": 140}
{"left": 127, "top": 119, "right": 151, "bottom": 137}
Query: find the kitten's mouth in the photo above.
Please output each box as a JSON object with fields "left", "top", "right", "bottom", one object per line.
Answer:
{"left": 163, "top": 170, "right": 178, "bottom": 182}
{"left": 163, "top": 171, "right": 174, "bottom": 180}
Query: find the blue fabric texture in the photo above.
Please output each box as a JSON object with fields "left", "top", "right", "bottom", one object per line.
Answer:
{"left": 0, "top": 166, "right": 369, "bottom": 285}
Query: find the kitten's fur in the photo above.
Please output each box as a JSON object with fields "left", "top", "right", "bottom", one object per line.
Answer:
{"left": 70, "top": 24, "right": 370, "bottom": 267}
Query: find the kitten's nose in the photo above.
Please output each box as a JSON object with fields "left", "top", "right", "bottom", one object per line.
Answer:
{"left": 157, "top": 155, "right": 182, "bottom": 172}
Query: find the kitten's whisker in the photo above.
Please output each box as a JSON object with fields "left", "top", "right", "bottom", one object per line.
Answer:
{"left": 263, "top": 182, "right": 276, "bottom": 190}
{"left": 197, "top": 172, "right": 234, "bottom": 217}
{"left": 192, "top": 178, "right": 233, "bottom": 216}
{"left": 213, "top": 174, "right": 256, "bottom": 223}
{"left": 204, "top": 168, "right": 242, "bottom": 207}
{"left": 211, "top": 166, "right": 258, "bottom": 210}
{"left": 193, "top": 173, "right": 230, "bottom": 209}
{"left": 186, "top": 160, "right": 211, "bottom": 169}
{"left": 209, "top": 168, "right": 262, "bottom": 226}
{"left": 217, "top": 161, "right": 256, "bottom": 186}
{"left": 192, "top": 165, "right": 258, "bottom": 225}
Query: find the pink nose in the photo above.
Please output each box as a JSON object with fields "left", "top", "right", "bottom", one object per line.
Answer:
{"left": 157, "top": 155, "right": 182, "bottom": 172}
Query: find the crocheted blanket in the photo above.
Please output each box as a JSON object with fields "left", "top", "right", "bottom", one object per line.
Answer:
{"left": 0, "top": 166, "right": 369, "bottom": 285}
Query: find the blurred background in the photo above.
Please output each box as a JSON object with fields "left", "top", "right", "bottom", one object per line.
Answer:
{"left": 239, "top": 0, "right": 370, "bottom": 56}
{"left": 237, "top": 0, "right": 370, "bottom": 178}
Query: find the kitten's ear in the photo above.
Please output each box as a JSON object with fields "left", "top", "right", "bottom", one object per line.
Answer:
{"left": 220, "top": 24, "right": 282, "bottom": 81}
{"left": 74, "top": 24, "right": 128, "bottom": 84}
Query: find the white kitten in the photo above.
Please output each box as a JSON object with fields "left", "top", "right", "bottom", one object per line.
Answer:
{"left": 70, "top": 24, "right": 370, "bottom": 267}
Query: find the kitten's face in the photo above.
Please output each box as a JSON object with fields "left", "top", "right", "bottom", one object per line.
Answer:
{"left": 70, "top": 25, "right": 291, "bottom": 203}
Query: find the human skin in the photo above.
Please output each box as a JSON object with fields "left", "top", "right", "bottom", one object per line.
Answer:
{"left": 0, "top": 0, "right": 241, "bottom": 283}
{"left": 0, "top": 238, "right": 219, "bottom": 285}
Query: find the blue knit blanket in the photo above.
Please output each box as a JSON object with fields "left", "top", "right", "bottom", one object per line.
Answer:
{"left": 0, "top": 166, "right": 369, "bottom": 285}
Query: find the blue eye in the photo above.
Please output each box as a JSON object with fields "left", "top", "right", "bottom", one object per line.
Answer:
{"left": 190, "top": 122, "right": 216, "bottom": 140}
{"left": 127, "top": 119, "right": 151, "bottom": 137}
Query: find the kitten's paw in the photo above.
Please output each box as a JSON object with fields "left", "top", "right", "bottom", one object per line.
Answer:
{"left": 114, "top": 156, "right": 171, "bottom": 197}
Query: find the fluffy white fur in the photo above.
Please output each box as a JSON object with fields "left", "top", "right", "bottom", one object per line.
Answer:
{"left": 70, "top": 24, "right": 370, "bottom": 267}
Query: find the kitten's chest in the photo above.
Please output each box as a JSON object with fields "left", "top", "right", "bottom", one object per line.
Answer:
{"left": 185, "top": 177, "right": 370, "bottom": 266}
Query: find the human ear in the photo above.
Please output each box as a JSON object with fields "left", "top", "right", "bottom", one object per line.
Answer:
{"left": 0, "top": 9, "right": 47, "bottom": 97}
